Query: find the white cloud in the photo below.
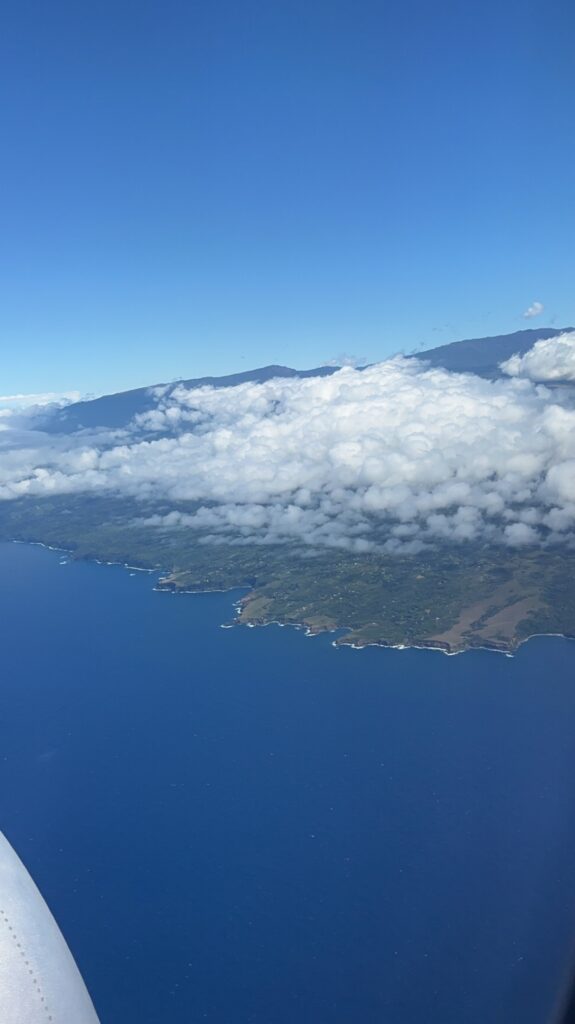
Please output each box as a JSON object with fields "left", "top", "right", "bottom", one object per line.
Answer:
{"left": 503, "top": 522, "right": 539, "bottom": 546}
{"left": 323, "top": 353, "right": 367, "bottom": 368}
{"left": 0, "top": 392, "right": 81, "bottom": 411}
{"left": 1, "top": 359, "right": 574, "bottom": 551}
{"left": 501, "top": 331, "right": 575, "bottom": 382}
{"left": 523, "top": 301, "right": 544, "bottom": 319}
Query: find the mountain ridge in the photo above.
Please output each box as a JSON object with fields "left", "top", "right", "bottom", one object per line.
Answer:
{"left": 45, "top": 326, "right": 572, "bottom": 433}
{"left": 413, "top": 326, "right": 573, "bottom": 376}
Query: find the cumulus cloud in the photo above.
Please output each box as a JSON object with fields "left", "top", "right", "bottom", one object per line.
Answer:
{"left": 501, "top": 331, "right": 575, "bottom": 382}
{"left": 1, "top": 358, "right": 574, "bottom": 552}
{"left": 523, "top": 301, "right": 544, "bottom": 319}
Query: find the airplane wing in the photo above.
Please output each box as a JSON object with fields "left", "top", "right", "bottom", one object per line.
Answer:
{"left": 0, "top": 831, "right": 100, "bottom": 1022}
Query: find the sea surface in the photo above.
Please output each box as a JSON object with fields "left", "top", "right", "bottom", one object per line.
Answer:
{"left": 1, "top": 541, "right": 575, "bottom": 1023}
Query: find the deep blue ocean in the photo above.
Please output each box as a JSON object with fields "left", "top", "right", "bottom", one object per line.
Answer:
{"left": 2, "top": 541, "right": 575, "bottom": 1023}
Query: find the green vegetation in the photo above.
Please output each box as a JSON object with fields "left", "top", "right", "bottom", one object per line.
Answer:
{"left": 0, "top": 494, "right": 573, "bottom": 653}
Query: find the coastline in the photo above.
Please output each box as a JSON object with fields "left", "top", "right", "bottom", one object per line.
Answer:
{"left": 232, "top": 613, "right": 575, "bottom": 658}
{"left": 12, "top": 539, "right": 157, "bottom": 575}
{"left": 8, "top": 539, "right": 574, "bottom": 658}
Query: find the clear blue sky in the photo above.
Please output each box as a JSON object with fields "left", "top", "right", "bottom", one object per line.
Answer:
{"left": 1, "top": 0, "right": 573, "bottom": 396}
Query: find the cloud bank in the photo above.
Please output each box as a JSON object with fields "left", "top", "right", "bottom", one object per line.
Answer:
{"left": 0, "top": 391, "right": 81, "bottom": 411}
{"left": 1, "top": 349, "right": 574, "bottom": 553}
{"left": 501, "top": 331, "right": 575, "bottom": 383}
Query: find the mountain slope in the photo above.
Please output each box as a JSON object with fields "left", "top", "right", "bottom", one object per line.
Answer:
{"left": 44, "top": 364, "right": 338, "bottom": 433}
{"left": 44, "top": 327, "right": 572, "bottom": 433}
{"left": 413, "top": 327, "right": 571, "bottom": 377}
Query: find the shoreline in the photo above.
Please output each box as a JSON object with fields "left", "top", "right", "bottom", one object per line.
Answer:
{"left": 12, "top": 539, "right": 158, "bottom": 575}
{"left": 8, "top": 539, "right": 574, "bottom": 658}
{"left": 235, "top": 616, "right": 575, "bottom": 657}
{"left": 215, "top": 603, "right": 575, "bottom": 658}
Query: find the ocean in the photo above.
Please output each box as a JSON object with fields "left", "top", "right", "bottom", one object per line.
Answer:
{"left": 1, "top": 540, "right": 575, "bottom": 1023}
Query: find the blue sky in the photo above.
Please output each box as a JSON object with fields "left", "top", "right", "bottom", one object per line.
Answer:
{"left": 1, "top": 0, "right": 573, "bottom": 396}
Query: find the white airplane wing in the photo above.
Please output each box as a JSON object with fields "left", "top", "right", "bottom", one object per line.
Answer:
{"left": 0, "top": 831, "right": 100, "bottom": 1023}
